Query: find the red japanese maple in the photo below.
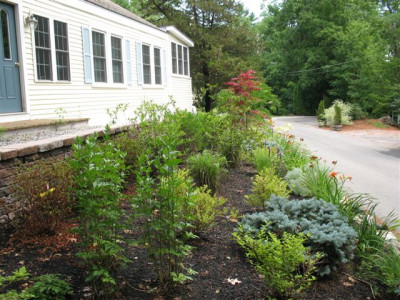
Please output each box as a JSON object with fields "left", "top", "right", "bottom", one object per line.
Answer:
{"left": 225, "top": 70, "right": 261, "bottom": 100}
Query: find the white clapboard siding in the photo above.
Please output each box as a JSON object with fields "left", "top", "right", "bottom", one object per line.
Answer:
{"left": 19, "top": 0, "right": 193, "bottom": 125}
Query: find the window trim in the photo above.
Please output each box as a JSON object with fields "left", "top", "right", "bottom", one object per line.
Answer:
{"left": 111, "top": 35, "right": 124, "bottom": 84}
{"left": 154, "top": 46, "right": 162, "bottom": 85}
{"left": 32, "top": 14, "right": 71, "bottom": 83}
{"left": 92, "top": 29, "right": 107, "bottom": 83}
{"left": 171, "top": 42, "right": 190, "bottom": 78}
{"left": 87, "top": 26, "right": 128, "bottom": 87}
{"left": 54, "top": 19, "right": 70, "bottom": 82}
{"left": 142, "top": 43, "right": 151, "bottom": 85}
{"left": 139, "top": 42, "right": 165, "bottom": 88}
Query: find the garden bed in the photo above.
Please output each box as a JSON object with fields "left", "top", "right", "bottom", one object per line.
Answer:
{"left": 0, "top": 164, "right": 390, "bottom": 299}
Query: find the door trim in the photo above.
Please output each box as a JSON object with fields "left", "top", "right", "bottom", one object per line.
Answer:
{"left": 0, "top": 0, "right": 29, "bottom": 116}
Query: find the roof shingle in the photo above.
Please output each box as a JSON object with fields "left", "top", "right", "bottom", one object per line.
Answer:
{"left": 83, "top": 0, "right": 162, "bottom": 31}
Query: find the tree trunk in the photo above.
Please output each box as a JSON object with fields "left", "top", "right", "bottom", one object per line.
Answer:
{"left": 205, "top": 88, "right": 212, "bottom": 112}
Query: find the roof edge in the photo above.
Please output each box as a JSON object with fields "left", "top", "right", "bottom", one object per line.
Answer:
{"left": 162, "top": 26, "right": 194, "bottom": 47}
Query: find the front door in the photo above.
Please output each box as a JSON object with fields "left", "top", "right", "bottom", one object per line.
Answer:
{"left": 0, "top": 2, "right": 22, "bottom": 113}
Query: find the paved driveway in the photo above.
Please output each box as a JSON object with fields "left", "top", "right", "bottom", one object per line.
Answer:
{"left": 273, "top": 116, "right": 400, "bottom": 220}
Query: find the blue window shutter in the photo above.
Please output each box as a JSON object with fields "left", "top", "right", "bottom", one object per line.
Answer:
{"left": 125, "top": 40, "right": 132, "bottom": 85}
{"left": 81, "top": 26, "right": 93, "bottom": 84}
{"left": 162, "top": 49, "right": 168, "bottom": 87}
{"left": 136, "top": 41, "right": 143, "bottom": 86}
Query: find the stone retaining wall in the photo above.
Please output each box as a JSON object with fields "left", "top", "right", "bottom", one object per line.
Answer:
{"left": 0, "top": 126, "right": 128, "bottom": 228}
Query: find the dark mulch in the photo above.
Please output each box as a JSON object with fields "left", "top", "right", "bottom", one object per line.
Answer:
{"left": 0, "top": 164, "right": 393, "bottom": 299}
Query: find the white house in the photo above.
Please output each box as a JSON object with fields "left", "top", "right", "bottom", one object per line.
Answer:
{"left": 0, "top": 0, "right": 194, "bottom": 125}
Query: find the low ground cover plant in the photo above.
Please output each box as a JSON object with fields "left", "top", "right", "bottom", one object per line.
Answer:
{"left": 190, "top": 186, "right": 227, "bottom": 232}
{"left": 238, "top": 196, "right": 358, "bottom": 277}
{"left": 245, "top": 168, "right": 290, "bottom": 209}
{"left": 0, "top": 267, "right": 72, "bottom": 300}
{"left": 234, "top": 228, "right": 320, "bottom": 298}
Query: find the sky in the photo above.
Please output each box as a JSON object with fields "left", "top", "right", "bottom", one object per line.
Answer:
{"left": 240, "top": 0, "right": 281, "bottom": 19}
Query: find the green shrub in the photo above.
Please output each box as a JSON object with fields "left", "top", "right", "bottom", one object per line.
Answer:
{"left": 176, "top": 110, "right": 228, "bottom": 153}
{"left": 264, "top": 131, "right": 311, "bottom": 170}
{"left": 112, "top": 129, "right": 142, "bottom": 176}
{"left": 334, "top": 104, "right": 342, "bottom": 125}
{"left": 239, "top": 196, "right": 357, "bottom": 276}
{"left": 354, "top": 202, "right": 400, "bottom": 295}
{"left": 134, "top": 100, "right": 184, "bottom": 156}
{"left": 317, "top": 100, "right": 325, "bottom": 125}
{"left": 187, "top": 150, "right": 227, "bottom": 193}
{"left": 284, "top": 167, "right": 312, "bottom": 197}
{"left": 252, "top": 145, "right": 280, "bottom": 173}
{"left": 350, "top": 103, "right": 368, "bottom": 120}
{"left": 362, "top": 245, "right": 400, "bottom": 296}
{"left": 324, "top": 99, "right": 353, "bottom": 126}
{"left": 26, "top": 274, "right": 73, "bottom": 300}
{"left": 15, "top": 160, "right": 74, "bottom": 235}
{"left": 70, "top": 133, "right": 127, "bottom": 296}
{"left": 245, "top": 168, "right": 290, "bottom": 209}
{"left": 134, "top": 144, "right": 196, "bottom": 287}
{"left": 304, "top": 163, "right": 350, "bottom": 213}
{"left": 190, "top": 186, "right": 227, "bottom": 232}
{"left": 217, "top": 125, "right": 245, "bottom": 166}
{"left": 234, "top": 228, "right": 319, "bottom": 298}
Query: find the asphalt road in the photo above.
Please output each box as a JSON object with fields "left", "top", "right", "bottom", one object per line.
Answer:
{"left": 273, "top": 116, "right": 400, "bottom": 221}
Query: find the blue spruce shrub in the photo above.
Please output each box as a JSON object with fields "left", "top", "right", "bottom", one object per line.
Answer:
{"left": 238, "top": 196, "right": 358, "bottom": 277}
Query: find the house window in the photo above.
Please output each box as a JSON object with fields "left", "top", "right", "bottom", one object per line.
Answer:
{"left": 183, "top": 47, "right": 189, "bottom": 76}
{"left": 34, "top": 15, "right": 52, "bottom": 80}
{"left": 142, "top": 44, "right": 151, "bottom": 84}
{"left": 54, "top": 20, "right": 70, "bottom": 81}
{"left": 92, "top": 31, "right": 106, "bottom": 82}
{"left": 171, "top": 42, "right": 189, "bottom": 76}
{"left": 111, "top": 36, "right": 123, "bottom": 83}
{"left": 171, "top": 42, "right": 177, "bottom": 74}
{"left": 34, "top": 15, "right": 71, "bottom": 82}
{"left": 154, "top": 47, "right": 162, "bottom": 85}
{"left": 177, "top": 45, "right": 183, "bottom": 75}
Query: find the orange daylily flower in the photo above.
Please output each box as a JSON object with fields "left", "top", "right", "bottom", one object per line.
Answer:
{"left": 329, "top": 171, "right": 338, "bottom": 178}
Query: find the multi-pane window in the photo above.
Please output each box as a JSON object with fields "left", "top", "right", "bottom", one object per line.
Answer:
{"left": 54, "top": 20, "right": 70, "bottom": 81}
{"left": 177, "top": 45, "right": 183, "bottom": 75}
{"left": 34, "top": 15, "right": 70, "bottom": 81}
{"left": 34, "top": 15, "right": 52, "bottom": 80}
{"left": 111, "top": 36, "right": 123, "bottom": 83}
{"left": 171, "top": 42, "right": 189, "bottom": 76}
{"left": 92, "top": 31, "right": 106, "bottom": 82}
{"left": 171, "top": 42, "right": 177, "bottom": 74}
{"left": 154, "top": 47, "right": 162, "bottom": 85}
{"left": 183, "top": 47, "right": 189, "bottom": 76}
{"left": 142, "top": 44, "right": 151, "bottom": 84}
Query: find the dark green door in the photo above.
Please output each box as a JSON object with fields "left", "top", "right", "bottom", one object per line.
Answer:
{"left": 0, "top": 2, "right": 22, "bottom": 113}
